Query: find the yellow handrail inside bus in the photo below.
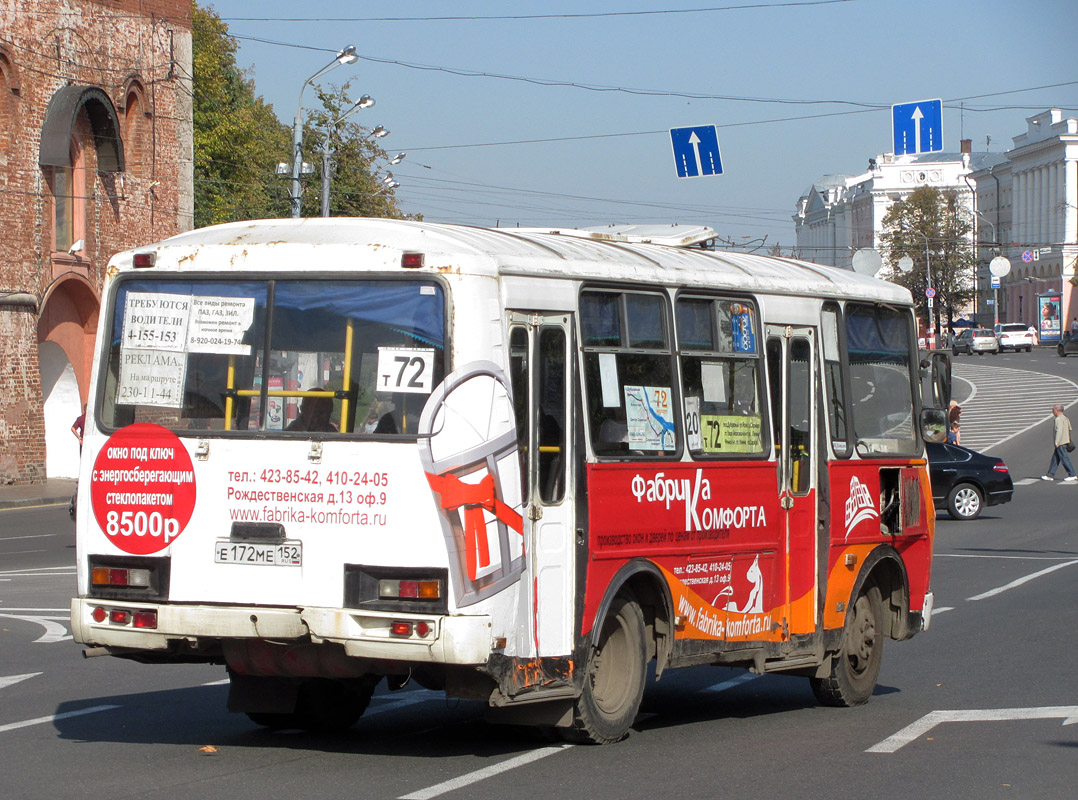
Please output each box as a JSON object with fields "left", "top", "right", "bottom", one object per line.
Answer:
{"left": 224, "top": 356, "right": 235, "bottom": 431}
{"left": 340, "top": 318, "right": 354, "bottom": 433}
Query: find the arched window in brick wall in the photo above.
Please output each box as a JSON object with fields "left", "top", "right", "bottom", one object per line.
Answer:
{"left": 48, "top": 130, "right": 87, "bottom": 253}
{"left": 39, "top": 85, "right": 125, "bottom": 255}
{"left": 0, "top": 47, "right": 18, "bottom": 160}
{"left": 123, "top": 77, "right": 149, "bottom": 177}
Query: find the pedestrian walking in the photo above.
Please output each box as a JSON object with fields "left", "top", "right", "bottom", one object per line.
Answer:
{"left": 1041, "top": 404, "right": 1077, "bottom": 482}
{"left": 948, "top": 399, "right": 961, "bottom": 426}
{"left": 947, "top": 422, "right": 961, "bottom": 445}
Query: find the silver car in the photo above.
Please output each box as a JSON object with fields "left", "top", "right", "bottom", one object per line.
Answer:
{"left": 952, "top": 327, "right": 999, "bottom": 355}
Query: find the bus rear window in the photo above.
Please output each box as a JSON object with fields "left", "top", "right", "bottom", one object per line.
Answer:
{"left": 100, "top": 278, "right": 445, "bottom": 435}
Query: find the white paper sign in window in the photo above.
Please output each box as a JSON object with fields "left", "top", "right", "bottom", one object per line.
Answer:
{"left": 186, "top": 296, "right": 256, "bottom": 355}
{"left": 701, "top": 361, "right": 727, "bottom": 403}
{"left": 120, "top": 292, "right": 191, "bottom": 351}
{"left": 116, "top": 348, "right": 187, "bottom": 408}
{"left": 376, "top": 347, "right": 435, "bottom": 394}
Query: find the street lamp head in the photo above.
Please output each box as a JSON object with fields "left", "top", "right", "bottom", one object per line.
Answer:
{"left": 389, "top": 152, "right": 406, "bottom": 165}
{"left": 337, "top": 45, "right": 358, "bottom": 65}
{"left": 369, "top": 125, "right": 389, "bottom": 139}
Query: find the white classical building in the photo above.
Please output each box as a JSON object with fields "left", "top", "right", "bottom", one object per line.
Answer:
{"left": 970, "top": 109, "right": 1078, "bottom": 332}
{"left": 793, "top": 148, "right": 1005, "bottom": 271}
{"left": 794, "top": 109, "right": 1078, "bottom": 333}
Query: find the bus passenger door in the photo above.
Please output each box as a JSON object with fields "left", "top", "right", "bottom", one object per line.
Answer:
{"left": 765, "top": 326, "right": 819, "bottom": 641}
{"left": 508, "top": 312, "right": 574, "bottom": 658}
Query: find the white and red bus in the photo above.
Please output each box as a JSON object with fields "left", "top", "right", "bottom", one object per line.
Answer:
{"left": 72, "top": 219, "right": 944, "bottom": 743}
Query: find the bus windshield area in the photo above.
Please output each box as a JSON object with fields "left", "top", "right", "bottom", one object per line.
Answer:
{"left": 100, "top": 278, "right": 446, "bottom": 435}
{"left": 844, "top": 303, "right": 917, "bottom": 455}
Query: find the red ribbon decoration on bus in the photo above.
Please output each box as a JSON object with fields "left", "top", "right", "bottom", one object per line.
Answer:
{"left": 425, "top": 471, "right": 524, "bottom": 581}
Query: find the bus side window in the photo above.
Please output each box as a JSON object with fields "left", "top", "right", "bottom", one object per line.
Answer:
{"left": 676, "top": 296, "right": 765, "bottom": 457}
{"left": 581, "top": 289, "right": 677, "bottom": 458}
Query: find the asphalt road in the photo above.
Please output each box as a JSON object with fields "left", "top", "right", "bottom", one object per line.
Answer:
{"left": 2, "top": 352, "right": 1076, "bottom": 799}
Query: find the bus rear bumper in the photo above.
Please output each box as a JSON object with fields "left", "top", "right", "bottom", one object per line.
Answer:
{"left": 70, "top": 599, "right": 492, "bottom": 665}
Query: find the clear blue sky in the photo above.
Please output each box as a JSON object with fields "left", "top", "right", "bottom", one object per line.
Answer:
{"left": 205, "top": 0, "right": 1078, "bottom": 247}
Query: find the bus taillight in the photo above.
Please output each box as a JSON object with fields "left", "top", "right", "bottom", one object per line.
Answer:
{"left": 92, "top": 567, "right": 151, "bottom": 588}
{"left": 378, "top": 579, "right": 441, "bottom": 600}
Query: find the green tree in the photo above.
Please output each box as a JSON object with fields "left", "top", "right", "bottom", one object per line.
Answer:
{"left": 192, "top": 5, "right": 290, "bottom": 227}
{"left": 880, "top": 186, "right": 976, "bottom": 338}
{"left": 193, "top": 5, "right": 407, "bottom": 225}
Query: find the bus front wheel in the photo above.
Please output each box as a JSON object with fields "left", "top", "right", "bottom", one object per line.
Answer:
{"left": 810, "top": 583, "right": 883, "bottom": 707}
{"left": 561, "top": 592, "right": 647, "bottom": 744}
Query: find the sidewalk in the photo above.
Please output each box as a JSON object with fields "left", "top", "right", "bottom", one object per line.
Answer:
{"left": 0, "top": 478, "right": 77, "bottom": 510}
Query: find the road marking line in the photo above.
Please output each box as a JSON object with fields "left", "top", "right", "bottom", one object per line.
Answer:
{"left": 0, "top": 673, "right": 42, "bottom": 690}
{"left": 0, "top": 566, "right": 76, "bottom": 576}
{"left": 0, "top": 534, "right": 56, "bottom": 541}
{"left": 931, "top": 606, "right": 954, "bottom": 614}
{"left": 967, "top": 559, "right": 1078, "bottom": 601}
{"left": 701, "top": 673, "right": 761, "bottom": 693}
{"left": 935, "top": 554, "right": 1078, "bottom": 561}
{"left": 0, "top": 705, "right": 121, "bottom": 734}
{"left": 202, "top": 678, "right": 231, "bottom": 686}
{"left": 399, "top": 745, "right": 573, "bottom": 800}
{"left": 0, "top": 614, "right": 71, "bottom": 643}
{"left": 366, "top": 690, "right": 440, "bottom": 717}
{"left": 867, "top": 706, "right": 1078, "bottom": 753}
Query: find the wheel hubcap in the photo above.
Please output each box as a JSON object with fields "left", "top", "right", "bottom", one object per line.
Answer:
{"left": 846, "top": 597, "right": 876, "bottom": 675}
{"left": 955, "top": 488, "right": 979, "bottom": 517}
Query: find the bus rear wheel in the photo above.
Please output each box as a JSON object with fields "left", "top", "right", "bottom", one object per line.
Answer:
{"left": 811, "top": 583, "right": 883, "bottom": 707}
{"left": 246, "top": 677, "right": 377, "bottom": 733}
{"left": 561, "top": 593, "right": 647, "bottom": 744}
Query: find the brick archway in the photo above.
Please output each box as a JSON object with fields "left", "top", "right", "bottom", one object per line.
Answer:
{"left": 38, "top": 272, "right": 99, "bottom": 405}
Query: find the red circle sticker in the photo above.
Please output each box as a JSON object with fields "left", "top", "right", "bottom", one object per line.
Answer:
{"left": 90, "top": 424, "right": 197, "bottom": 555}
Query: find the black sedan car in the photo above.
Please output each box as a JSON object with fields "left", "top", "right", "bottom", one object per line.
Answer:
{"left": 925, "top": 441, "right": 1013, "bottom": 521}
{"left": 1057, "top": 331, "right": 1078, "bottom": 357}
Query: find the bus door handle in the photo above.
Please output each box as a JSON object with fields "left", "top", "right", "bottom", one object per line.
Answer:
{"left": 780, "top": 493, "right": 794, "bottom": 510}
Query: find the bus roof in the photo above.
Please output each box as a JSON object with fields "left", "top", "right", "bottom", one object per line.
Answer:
{"left": 111, "top": 218, "right": 911, "bottom": 305}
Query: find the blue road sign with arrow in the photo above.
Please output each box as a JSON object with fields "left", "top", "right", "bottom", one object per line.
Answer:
{"left": 670, "top": 125, "right": 723, "bottom": 178}
{"left": 892, "top": 99, "right": 943, "bottom": 155}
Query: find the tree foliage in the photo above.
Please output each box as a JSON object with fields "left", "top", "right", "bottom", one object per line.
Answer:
{"left": 192, "top": 5, "right": 290, "bottom": 227}
{"left": 880, "top": 186, "right": 975, "bottom": 333}
{"left": 192, "top": 4, "right": 407, "bottom": 226}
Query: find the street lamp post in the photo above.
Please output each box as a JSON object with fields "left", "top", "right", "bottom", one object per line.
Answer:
{"left": 290, "top": 45, "right": 358, "bottom": 219}
{"left": 320, "top": 95, "right": 375, "bottom": 218}
{"left": 906, "top": 226, "right": 935, "bottom": 346}
{"left": 970, "top": 210, "right": 999, "bottom": 328}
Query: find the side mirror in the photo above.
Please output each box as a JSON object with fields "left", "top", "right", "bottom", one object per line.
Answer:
{"left": 919, "top": 349, "right": 951, "bottom": 410}
{"left": 920, "top": 408, "right": 948, "bottom": 443}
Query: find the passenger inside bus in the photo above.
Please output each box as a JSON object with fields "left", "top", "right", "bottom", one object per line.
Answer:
{"left": 286, "top": 392, "right": 337, "bottom": 432}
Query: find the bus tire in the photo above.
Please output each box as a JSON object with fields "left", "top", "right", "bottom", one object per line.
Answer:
{"left": 297, "top": 677, "right": 377, "bottom": 732}
{"left": 246, "top": 677, "right": 377, "bottom": 733}
{"left": 811, "top": 583, "right": 883, "bottom": 707}
{"left": 561, "top": 593, "right": 647, "bottom": 744}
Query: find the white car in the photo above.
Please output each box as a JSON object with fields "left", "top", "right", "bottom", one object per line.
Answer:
{"left": 994, "top": 323, "right": 1034, "bottom": 352}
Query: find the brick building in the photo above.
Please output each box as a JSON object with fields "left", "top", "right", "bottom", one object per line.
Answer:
{"left": 0, "top": 0, "right": 192, "bottom": 484}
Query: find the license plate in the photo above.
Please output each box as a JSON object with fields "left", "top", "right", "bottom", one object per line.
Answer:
{"left": 214, "top": 540, "right": 302, "bottom": 566}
